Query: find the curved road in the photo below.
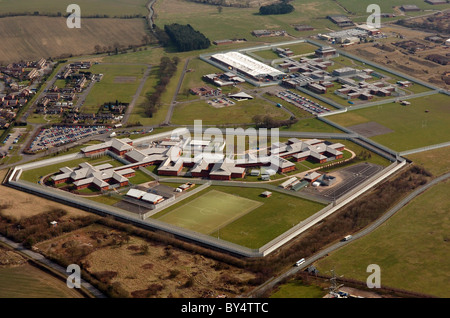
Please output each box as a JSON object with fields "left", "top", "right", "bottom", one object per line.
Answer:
{"left": 245, "top": 171, "right": 450, "bottom": 297}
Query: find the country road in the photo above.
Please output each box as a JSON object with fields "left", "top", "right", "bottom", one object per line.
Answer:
{"left": 164, "top": 57, "right": 191, "bottom": 125}
{"left": 244, "top": 172, "right": 450, "bottom": 298}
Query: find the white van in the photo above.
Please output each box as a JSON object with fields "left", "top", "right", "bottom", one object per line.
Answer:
{"left": 295, "top": 258, "right": 306, "bottom": 267}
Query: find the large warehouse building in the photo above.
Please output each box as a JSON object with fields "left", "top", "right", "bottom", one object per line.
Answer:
{"left": 210, "top": 51, "right": 285, "bottom": 82}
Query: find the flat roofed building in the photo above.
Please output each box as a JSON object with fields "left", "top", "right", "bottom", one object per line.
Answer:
{"left": 210, "top": 51, "right": 285, "bottom": 81}
{"left": 126, "top": 189, "right": 146, "bottom": 200}
{"left": 315, "top": 46, "right": 337, "bottom": 58}
{"left": 400, "top": 5, "right": 420, "bottom": 11}
{"left": 141, "top": 192, "right": 164, "bottom": 205}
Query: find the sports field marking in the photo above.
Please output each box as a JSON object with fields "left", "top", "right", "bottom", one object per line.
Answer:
{"left": 156, "top": 190, "right": 263, "bottom": 235}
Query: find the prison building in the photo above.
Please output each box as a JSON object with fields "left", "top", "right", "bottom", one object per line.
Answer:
{"left": 81, "top": 138, "right": 133, "bottom": 157}
{"left": 141, "top": 193, "right": 164, "bottom": 205}
{"left": 315, "top": 46, "right": 337, "bottom": 58}
{"left": 210, "top": 51, "right": 285, "bottom": 81}
{"left": 303, "top": 171, "right": 322, "bottom": 183}
{"left": 280, "top": 177, "right": 299, "bottom": 189}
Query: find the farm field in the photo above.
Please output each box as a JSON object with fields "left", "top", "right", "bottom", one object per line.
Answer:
{"left": 337, "top": 0, "right": 450, "bottom": 16}
{"left": 0, "top": 263, "right": 83, "bottom": 298}
{"left": 327, "top": 93, "right": 450, "bottom": 152}
{"left": 155, "top": 190, "right": 263, "bottom": 234}
{"left": 81, "top": 63, "right": 148, "bottom": 113}
{"left": 153, "top": 185, "right": 325, "bottom": 249}
{"left": 314, "top": 179, "right": 450, "bottom": 297}
{"left": 153, "top": 0, "right": 345, "bottom": 42}
{"left": 0, "top": 0, "right": 149, "bottom": 16}
{"left": 0, "top": 16, "right": 149, "bottom": 64}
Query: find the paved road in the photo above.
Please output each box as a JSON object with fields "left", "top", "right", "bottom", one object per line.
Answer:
{"left": 164, "top": 57, "right": 191, "bottom": 125}
{"left": 0, "top": 234, "right": 106, "bottom": 298}
{"left": 245, "top": 172, "right": 450, "bottom": 297}
{"left": 122, "top": 64, "right": 152, "bottom": 124}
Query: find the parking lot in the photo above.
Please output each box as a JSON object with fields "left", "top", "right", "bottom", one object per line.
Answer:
{"left": 277, "top": 89, "right": 331, "bottom": 115}
{"left": 304, "top": 162, "right": 384, "bottom": 200}
{"left": 27, "top": 125, "right": 112, "bottom": 153}
{"left": 0, "top": 128, "right": 27, "bottom": 156}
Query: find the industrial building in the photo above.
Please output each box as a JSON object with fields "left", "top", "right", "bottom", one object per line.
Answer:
{"left": 210, "top": 51, "right": 286, "bottom": 81}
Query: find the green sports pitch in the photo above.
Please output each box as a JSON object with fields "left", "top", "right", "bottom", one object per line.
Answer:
{"left": 155, "top": 190, "right": 262, "bottom": 235}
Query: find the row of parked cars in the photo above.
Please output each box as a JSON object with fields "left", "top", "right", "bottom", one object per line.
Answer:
{"left": 28, "top": 125, "right": 111, "bottom": 153}
{"left": 278, "top": 90, "right": 330, "bottom": 115}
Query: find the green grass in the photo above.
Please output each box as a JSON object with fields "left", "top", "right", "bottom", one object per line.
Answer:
{"left": 209, "top": 186, "right": 325, "bottom": 248}
{"left": 328, "top": 93, "right": 450, "bottom": 152}
{"left": 337, "top": 0, "right": 450, "bottom": 15}
{"left": 21, "top": 155, "right": 122, "bottom": 183}
{"left": 315, "top": 179, "right": 450, "bottom": 297}
{"left": 176, "top": 57, "right": 241, "bottom": 102}
{"left": 270, "top": 279, "right": 327, "bottom": 298}
{"left": 129, "top": 170, "right": 153, "bottom": 185}
{"left": 171, "top": 97, "right": 289, "bottom": 126}
{"left": 406, "top": 147, "right": 450, "bottom": 177}
{"left": 153, "top": 185, "right": 325, "bottom": 248}
{"left": 154, "top": 189, "right": 263, "bottom": 235}
{"left": 154, "top": 0, "right": 346, "bottom": 43}
{"left": 280, "top": 118, "right": 341, "bottom": 133}
{"left": 81, "top": 63, "right": 147, "bottom": 113}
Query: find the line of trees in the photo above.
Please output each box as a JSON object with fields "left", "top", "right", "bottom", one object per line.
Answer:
{"left": 252, "top": 114, "right": 298, "bottom": 129}
{"left": 142, "top": 56, "right": 180, "bottom": 118}
{"left": 259, "top": 0, "right": 294, "bottom": 15}
{"left": 164, "top": 23, "right": 211, "bottom": 52}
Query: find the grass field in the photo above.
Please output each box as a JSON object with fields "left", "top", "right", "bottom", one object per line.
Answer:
{"left": 0, "top": 0, "right": 148, "bottom": 16}
{"left": 270, "top": 279, "right": 327, "bottom": 298}
{"left": 327, "top": 93, "right": 450, "bottom": 152}
{"left": 81, "top": 63, "right": 147, "bottom": 113}
{"left": 154, "top": 0, "right": 345, "bottom": 42}
{"left": 315, "top": 179, "right": 450, "bottom": 297}
{"left": 406, "top": 146, "right": 450, "bottom": 177}
{"left": 0, "top": 16, "right": 149, "bottom": 64}
{"left": 155, "top": 189, "right": 262, "bottom": 234}
{"left": 0, "top": 264, "right": 83, "bottom": 298}
{"left": 171, "top": 97, "right": 289, "bottom": 125}
{"left": 153, "top": 185, "right": 325, "bottom": 248}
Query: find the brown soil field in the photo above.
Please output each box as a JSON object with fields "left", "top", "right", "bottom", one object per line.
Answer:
{"left": 0, "top": 169, "right": 90, "bottom": 220}
{"left": 0, "top": 16, "right": 150, "bottom": 64}
{"left": 342, "top": 25, "right": 450, "bottom": 89}
{"left": 35, "top": 224, "right": 257, "bottom": 298}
